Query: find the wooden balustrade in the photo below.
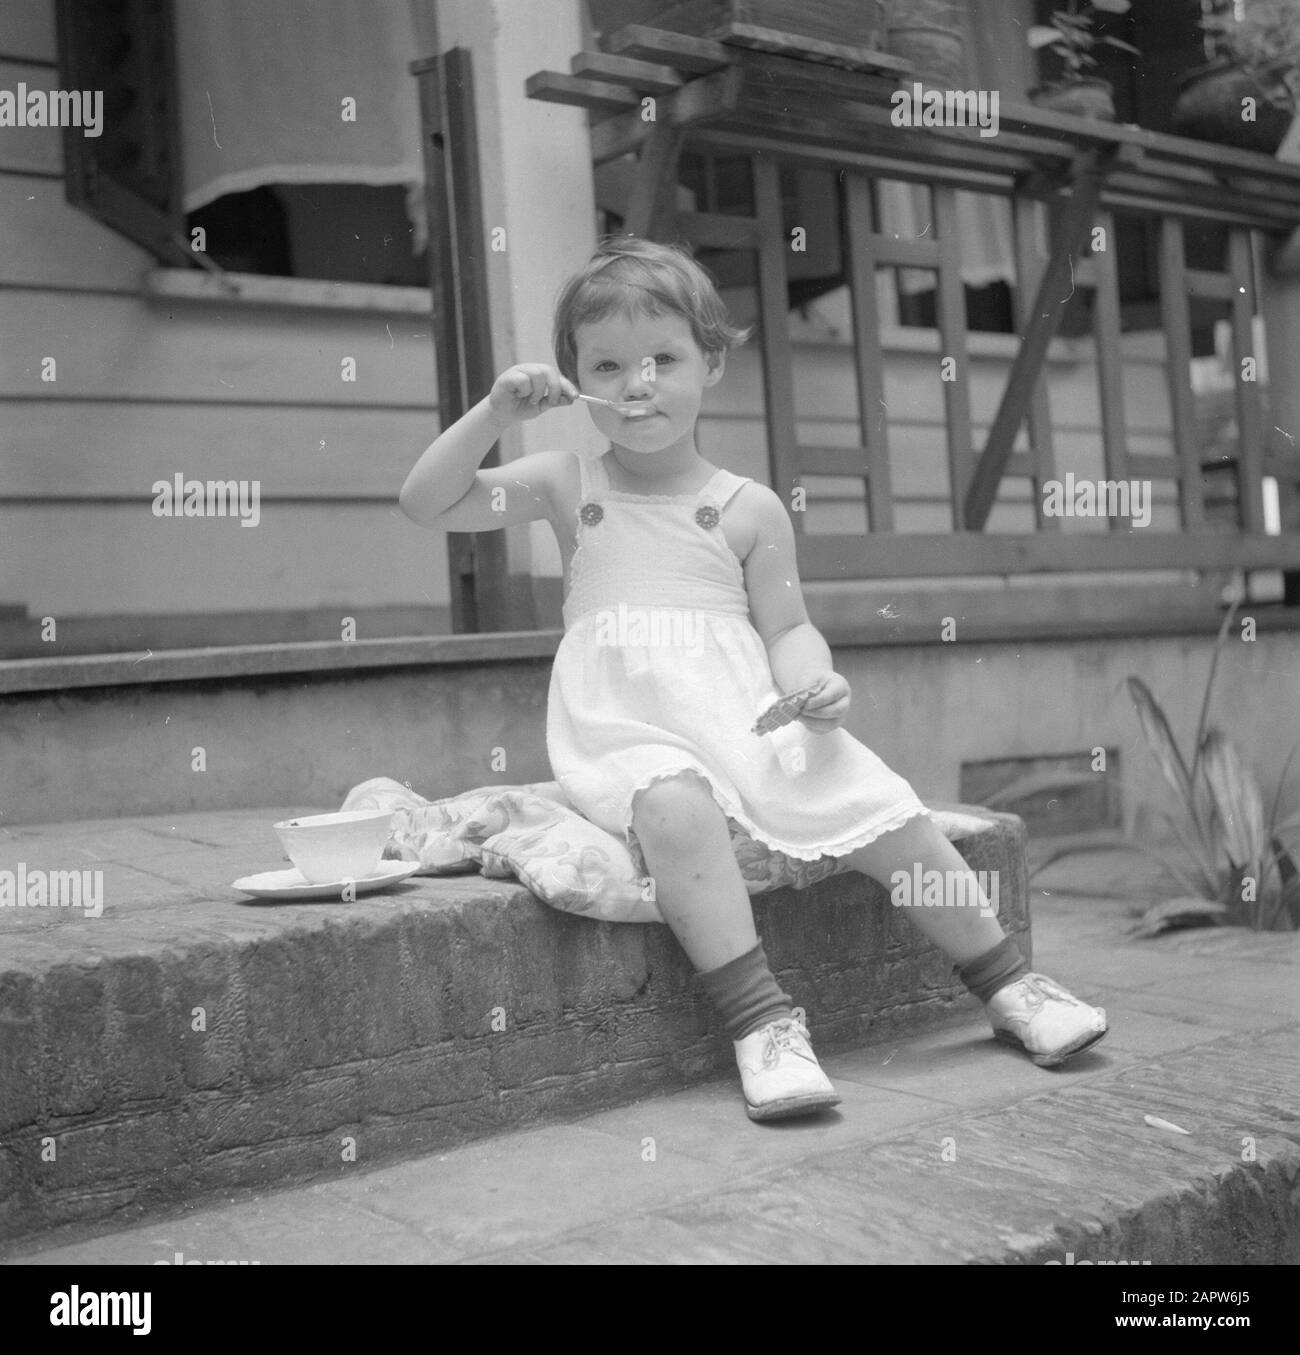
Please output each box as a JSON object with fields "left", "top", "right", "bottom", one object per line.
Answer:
{"left": 517, "top": 23, "right": 1300, "bottom": 588}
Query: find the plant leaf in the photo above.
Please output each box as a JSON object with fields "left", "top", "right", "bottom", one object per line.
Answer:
{"left": 1266, "top": 740, "right": 1300, "bottom": 839}
{"left": 1190, "top": 595, "right": 1239, "bottom": 787}
{"left": 1127, "top": 676, "right": 1201, "bottom": 834}
{"left": 1270, "top": 809, "right": 1300, "bottom": 841}
{"left": 1028, "top": 26, "right": 1063, "bottom": 47}
{"left": 1129, "top": 895, "right": 1227, "bottom": 938}
{"left": 1091, "top": 0, "right": 1132, "bottom": 12}
{"left": 1151, "top": 805, "right": 1220, "bottom": 896}
{"left": 1028, "top": 829, "right": 1213, "bottom": 900}
{"left": 1200, "top": 730, "right": 1266, "bottom": 871}
{"left": 1131, "top": 836, "right": 1218, "bottom": 899}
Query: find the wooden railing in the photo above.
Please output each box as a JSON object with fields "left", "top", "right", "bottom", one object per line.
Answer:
{"left": 523, "top": 22, "right": 1300, "bottom": 584}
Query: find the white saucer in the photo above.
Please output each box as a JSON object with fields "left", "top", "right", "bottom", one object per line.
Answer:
{"left": 232, "top": 860, "right": 422, "bottom": 900}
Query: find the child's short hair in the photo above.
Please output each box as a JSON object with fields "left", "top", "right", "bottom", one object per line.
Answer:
{"left": 553, "top": 236, "right": 750, "bottom": 383}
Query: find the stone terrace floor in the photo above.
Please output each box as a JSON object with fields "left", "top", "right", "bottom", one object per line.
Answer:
{"left": 2, "top": 829, "right": 1298, "bottom": 1266}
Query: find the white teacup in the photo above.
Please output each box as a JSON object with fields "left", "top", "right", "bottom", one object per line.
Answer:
{"left": 273, "top": 810, "right": 395, "bottom": 885}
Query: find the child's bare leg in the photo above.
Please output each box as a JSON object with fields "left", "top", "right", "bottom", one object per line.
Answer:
{"left": 632, "top": 771, "right": 839, "bottom": 1116}
{"left": 840, "top": 815, "right": 1005, "bottom": 964}
{"left": 842, "top": 813, "right": 1107, "bottom": 1065}
{"left": 631, "top": 771, "right": 756, "bottom": 971}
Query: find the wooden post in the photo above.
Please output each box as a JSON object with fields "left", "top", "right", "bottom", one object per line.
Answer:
{"left": 933, "top": 184, "right": 974, "bottom": 528}
{"left": 411, "top": 48, "right": 514, "bottom": 633}
{"left": 754, "top": 156, "right": 803, "bottom": 525}
{"left": 964, "top": 149, "right": 1111, "bottom": 531}
{"left": 1158, "top": 216, "right": 1206, "bottom": 528}
{"left": 844, "top": 174, "right": 894, "bottom": 531}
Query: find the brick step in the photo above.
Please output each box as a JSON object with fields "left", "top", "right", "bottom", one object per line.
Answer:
{"left": 0, "top": 805, "right": 1027, "bottom": 1244}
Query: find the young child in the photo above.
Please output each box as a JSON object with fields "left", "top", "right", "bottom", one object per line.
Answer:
{"left": 400, "top": 236, "right": 1107, "bottom": 1122}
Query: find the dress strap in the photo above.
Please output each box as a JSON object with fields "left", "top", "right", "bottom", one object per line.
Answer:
{"left": 577, "top": 451, "right": 610, "bottom": 501}
{"left": 699, "top": 468, "right": 752, "bottom": 509}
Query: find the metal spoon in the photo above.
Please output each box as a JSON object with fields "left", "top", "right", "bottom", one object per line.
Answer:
{"left": 573, "top": 393, "right": 658, "bottom": 418}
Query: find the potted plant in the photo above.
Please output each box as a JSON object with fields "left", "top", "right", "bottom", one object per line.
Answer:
{"left": 1172, "top": 0, "right": 1300, "bottom": 154}
{"left": 1027, "top": 0, "right": 1139, "bottom": 121}
{"left": 883, "top": 0, "right": 966, "bottom": 91}
{"left": 1008, "top": 594, "right": 1300, "bottom": 936}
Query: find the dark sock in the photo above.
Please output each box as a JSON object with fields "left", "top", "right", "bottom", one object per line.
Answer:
{"left": 699, "top": 942, "right": 793, "bottom": 1040}
{"left": 958, "top": 936, "right": 1029, "bottom": 1004}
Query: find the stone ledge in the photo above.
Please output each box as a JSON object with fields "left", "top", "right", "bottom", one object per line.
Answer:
{"left": 0, "top": 805, "right": 1028, "bottom": 1243}
{"left": 8, "top": 609, "right": 1300, "bottom": 696}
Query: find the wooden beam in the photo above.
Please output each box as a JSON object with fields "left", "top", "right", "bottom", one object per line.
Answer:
{"left": 844, "top": 174, "right": 894, "bottom": 531}
{"left": 413, "top": 49, "right": 514, "bottom": 632}
{"left": 589, "top": 65, "right": 743, "bottom": 163}
{"left": 796, "top": 531, "right": 1300, "bottom": 580}
{"left": 692, "top": 126, "right": 1011, "bottom": 197}
{"left": 715, "top": 21, "right": 909, "bottom": 75}
{"left": 1012, "top": 194, "right": 1059, "bottom": 529}
{"left": 570, "top": 51, "right": 684, "bottom": 95}
{"left": 964, "top": 148, "right": 1112, "bottom": 530}
{"left": 1228, "top": 227, "right": 1266, "bottom": 533}
{"left": 993, "top": 97, "right": 1300, "bottom": 181}
{"left": 601, "top": 23, "right": 737, "bottom": 73}
{"left": 523, "top": 71, "right": 640, "bottom": 116}
{"left": 753, "top": 156, "right": 803, "bottom": 525}
{"left": 873, "top": 236, "right": 941, "bottom": 268}
{"left": 623, "top": 121, "right": 685, "bottom": 238}
{"left": 1158, "top": 216, "right": 1205, "bottom": 526}
{"left": 932, "top": 184, "right": 975, "bottom": 528}
{"left": 717, "top": 47, "right": 901, "bottom": 104}
{"left": 1090, "top": 208, "right": 1133, "bottom": 529}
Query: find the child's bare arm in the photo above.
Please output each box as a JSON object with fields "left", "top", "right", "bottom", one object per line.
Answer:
{"left": 742, "top": 485, "right": 851, "bottom": 731}
{"left": 399, "top": 363, "right": 577, "bottom": 531}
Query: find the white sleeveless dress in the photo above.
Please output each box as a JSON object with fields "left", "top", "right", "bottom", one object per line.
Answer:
{"left": 546, "top": 452, "right": 930, "bottom": 874}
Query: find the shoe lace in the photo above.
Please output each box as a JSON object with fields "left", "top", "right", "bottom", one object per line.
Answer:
{"left": 1019, "top": 973, "right": 1074, "bottom": 1004}
{"left": 761, "top": 1017, "right": 815, "bottom": 1068}
{"left": 997, "top": 973, "right": 1076, "bottom": 1015}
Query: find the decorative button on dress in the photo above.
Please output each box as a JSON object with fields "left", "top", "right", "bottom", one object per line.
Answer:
{"left": 546, "top": 452, "right": 930, "bottom": 876}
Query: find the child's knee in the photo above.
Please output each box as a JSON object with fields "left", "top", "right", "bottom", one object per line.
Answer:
{"left": 632, "top": 771, "right": 719, "bottom": 843}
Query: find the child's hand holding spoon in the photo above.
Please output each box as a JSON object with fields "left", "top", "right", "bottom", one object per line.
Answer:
{"left": 488, "top": 363, "right": 579, "bottom": 424}
{"left": 487, "top": 367, "right": 658, "bottom": 425}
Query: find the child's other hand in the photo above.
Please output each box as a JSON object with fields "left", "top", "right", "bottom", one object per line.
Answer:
{"left": 796, "top": 671, "right": 850, "bottom": 733}
{"left": 488, "top": 363, "right": 578, "bottom": 426}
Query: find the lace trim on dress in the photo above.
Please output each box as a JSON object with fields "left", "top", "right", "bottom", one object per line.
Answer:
{"left": 620, "top": 763, "right": 933, "bottom": 865}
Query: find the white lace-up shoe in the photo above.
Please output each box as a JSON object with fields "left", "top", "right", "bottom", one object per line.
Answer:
{"left": 734, "top": 1016, "right": 841, "bottom": 1121}
{"left": 986, "top": 972, "right": 1108, "bottom": 1066}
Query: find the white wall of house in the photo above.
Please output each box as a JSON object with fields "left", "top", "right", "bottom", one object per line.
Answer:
{"left": 0, "top": 1, "right": 449, "bottom": 641}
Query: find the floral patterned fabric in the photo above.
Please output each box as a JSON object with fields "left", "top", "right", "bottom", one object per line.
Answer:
{"left": 341, "top": 775, "right": 994, "bottom": 925}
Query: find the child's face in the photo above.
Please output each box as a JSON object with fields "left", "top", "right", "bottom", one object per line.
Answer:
{"left": 572, "top": 309, "right": 723, "bottom": 454}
